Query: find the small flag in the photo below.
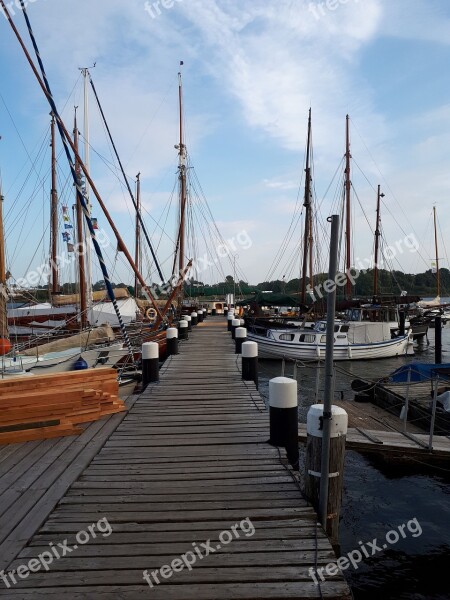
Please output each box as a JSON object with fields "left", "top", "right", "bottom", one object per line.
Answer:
{"left": 431, "top": 261, "right": 437, "bottom": 274}
{"left": 62, "top": 206, "right": 69, "bottom": 215}
{"left": 63, "top": 215, "right": 71, "bottom": 223}
{"left": 62, "top": 232, "right": 70, "bottom": 242}
{"left": 92, "top": 218, "right": 98, "bottom": 230}
{"left": 64, "top": 223, "right": 73, "bottom": 230}
{"left": 67, "top": 243, "right": 74, "bottom": 253}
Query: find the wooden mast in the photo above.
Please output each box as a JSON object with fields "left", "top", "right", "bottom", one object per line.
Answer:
{"left": 177, "top": 65, "right": 187, "bottom": 308}
{"left": 345, "top": 114, "right": 352, "bottom": 298}
{"left": 73, "top": 109, "right": 87, "bottom": 329}
{"left": 0, "top": 179, "right": 8, "bottom": 340}
{"left": 433, "top": 205, "right": 440, "bottom": 299}
{"left": 135, "top": 172, "right": 141, "bottom": 298}
{"left": 50, "top": 113, "right": 59, "bottom": 295}
{"left": 373, "top": 184, "right": 384, "bottom": 298}
{"left": 301, "top": 108, "right": 312, "bottom": 304}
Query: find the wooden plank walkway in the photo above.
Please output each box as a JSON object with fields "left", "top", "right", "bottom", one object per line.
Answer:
{"left": 0, "top": 396, "right": 137, "bottom": 573}
{"left": 1, "top": 318, "right": 351, "bottom": 599}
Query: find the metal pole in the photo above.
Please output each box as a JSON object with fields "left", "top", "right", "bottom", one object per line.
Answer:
{"left": 403, "top": 367, "right": 411, "bottom": 432}
{"left": 429, "top": 376, "right": 439, "bottom": 450}
{"left": 319, "top": 214, "right": 340, "bottom": 531}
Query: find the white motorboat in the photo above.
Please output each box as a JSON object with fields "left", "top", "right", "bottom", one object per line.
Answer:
{"left": 247, "top": 320, "right": 414, "bottom": 361}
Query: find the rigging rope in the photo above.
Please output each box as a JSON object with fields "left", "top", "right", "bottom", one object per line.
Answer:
{"left": 11, "top": 0, "right": 135, "bottom": 359}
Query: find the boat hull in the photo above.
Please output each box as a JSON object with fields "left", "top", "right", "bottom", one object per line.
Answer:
{"left": 247, "top": 332, "right": 412, "bottom": 361}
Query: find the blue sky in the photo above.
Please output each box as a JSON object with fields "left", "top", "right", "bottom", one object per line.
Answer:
{"left": 0, "top": 0, "right": 450, "bottom": 289}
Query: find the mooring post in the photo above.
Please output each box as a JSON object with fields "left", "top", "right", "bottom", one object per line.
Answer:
{"left": 202, "top": 308, "right": 207, "bottom": 320}
{"left": 305, "top": 404, "right": 348, "bottom": 545}
{"left": 319, "top": 214, "right": 340, "bottom": 537}
{"left": 166, "top": 327, "right": 179, "bottom": 356}
{"left": 231, "top": 318, "right": 240, "bottom": 339}
{"left": 399, "top": 310, "right": 406, "bottom": 336}
{"left": 435, "top": 316, "right": 442, "bottom": 364}
{"left": 401, "top": 367, "right": 411, "bottom": 431}
{"left": 235, "top": 327, "right": 247, "bottom": 354}
{"left": 178, "top": 319, "right": 188, "bottom": 340}
{"left": 211, "top": 308, "right": 217, "bottom": 316}
{"left": 224, "top": 307, "right": 228, "bottom": 317}
{"left": 269, "top": 377, "right": 299, "bottom": 470}
{"left": 429, "top": 375, "right": 439, "bottom": 450}
{"left": 242, "top": 341, "right": 258, "bottom": 389}
{"left": 142, "top": 342, "right": 159, "bottom": 388}
{"left": 227, "top": 312, "right": 234, "bottom": 331}
{"left": 197, "top": 310, "right": 204, "bottom": 323}
{"left": 184, "top": 314, "right": 192, "bottom": 332}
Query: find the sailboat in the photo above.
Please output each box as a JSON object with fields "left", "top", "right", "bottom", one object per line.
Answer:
{"left": 416, "top": 206, "right": 449, "bottom": 327}
{"left": 247, "top": 112, "right": 414, "bottom": 361}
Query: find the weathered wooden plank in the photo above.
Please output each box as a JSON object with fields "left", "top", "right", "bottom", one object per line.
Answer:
{"left": 0, "top": 582, "right": 352, "bottom": 599}
{"left": 0, "top": 320, "right": 350, "bottom": 600}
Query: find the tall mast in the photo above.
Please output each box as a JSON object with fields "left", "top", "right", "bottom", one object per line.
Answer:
{"left": 81, "top": 68, "right": 93, "bottom": 315}
{"left": 433, "top": 205, "right": 440, "bottom": 299}
{"left": 373, "top": 185, "right": 384, "bottom": 298}
{"left": 0, "top": 178, "right": 8, "bottom": 340}
{"left": 177, "top": 64, "right": 187, "bottom": 305}
{"left": 345, "top": 114, "right": 352, "bottom": 298}
{"left": 50, "top": 113, "right": 59, "bottom": 295}
{"left": 135, "top": 172, "right": 141, "bottom": 298}
{"left": 301, "top": 108, "right": 312, "bottom": 304}
{"left": 74, "top": 109, "right": 88, "bottom": 329}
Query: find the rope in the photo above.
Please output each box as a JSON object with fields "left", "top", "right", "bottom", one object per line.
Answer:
{"left": 11, "top": 0, "right": 134, "bottom": 361}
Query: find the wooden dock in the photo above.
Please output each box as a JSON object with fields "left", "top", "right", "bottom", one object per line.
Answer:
{"left": 298, "top": 398, "right": 450, "bottom": 461}
{"left": 0, "top": 318, "right": 351, "bottom": 599}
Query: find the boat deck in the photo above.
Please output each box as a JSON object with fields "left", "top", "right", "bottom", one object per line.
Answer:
{"left": 0, "top": 318, "right": 351, "bottom": 599}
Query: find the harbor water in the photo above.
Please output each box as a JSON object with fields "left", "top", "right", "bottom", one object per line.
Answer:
{"left": 258, "top": 326, "right": 450, "bottom": 600}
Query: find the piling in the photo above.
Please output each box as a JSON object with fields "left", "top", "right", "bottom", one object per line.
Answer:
{"left": 142, "top": 342, "right": 159, "bottom": 388}
{"left": 269, "top": 377, "right": 299, "bottom": 470}
{"left": 184, "top": 314, "right": 192, "bottom": 332}
{"left": 191, "top": 312, "right": 198, "bottom": 327}
{"left": 399, "top": 310, "right": 406, "bottom": 336}
{"left": 211, "top": 308, "right": 217, "bottom": 316}
{"left": 231, "top": 318, "right": 240, "bottom": 339}
{"left": 178, "top": 320, "right": 189, "bottom": 340}
{"left": 235, "top": 327, "right": 247, "bottom": 354}
{"left": 198, "top": 310, "right": 204, "bottom": 323}
{"left": 305, "top": 404, "right": 348, "bottom": 545}
{"left": 435, "top": 316, "right": 442, "bottom": 364}
{"left": 227, "top": 312, "right": 234, "bottom": 331}
{"left": 166, "top": 327, "right": 179, "bottom": 356}
{"left": 242, "top": 341, "right": 258, "bottom": 389}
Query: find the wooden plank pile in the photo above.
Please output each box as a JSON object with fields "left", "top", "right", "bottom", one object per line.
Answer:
{"left": 0, "top": 369, "right": 126, "bottom": 444}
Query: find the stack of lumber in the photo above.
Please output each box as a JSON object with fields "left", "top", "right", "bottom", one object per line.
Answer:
{"left": 0, "top": 369, "right": 125, "bottom": 444}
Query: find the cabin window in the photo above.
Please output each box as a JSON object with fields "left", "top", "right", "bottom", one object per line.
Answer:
{"left": 334, "top": 325, "right": 340, "bottom": 332}
{"left": 279, "top": 333, "right": 295, "bottom": 341}
{"left": 300, "top": 334, "right": 315, "bottom": 343}
{"left": 337, "top": 334, "right": 346, "bottom": 339}
{"left": 340, "top": 325, "right": 349, "bottom": 333}
{"left": 320, "top": 335, "right": 327, "bottom": 343}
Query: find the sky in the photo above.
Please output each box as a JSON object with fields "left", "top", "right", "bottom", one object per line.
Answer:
{"left": 0, "top": 0, "right": 450, "bottom": 290}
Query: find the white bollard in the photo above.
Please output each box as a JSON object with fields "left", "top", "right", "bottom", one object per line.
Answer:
{"left": 269, "top": 377, "right": 299, "bottom": 468}
{"left": 142, "top": 342, "right": 159, "bottom": 387}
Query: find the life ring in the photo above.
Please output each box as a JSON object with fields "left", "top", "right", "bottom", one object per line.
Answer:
{"left": 146, "top": 307, "right": 157, "bottom": 322}
{"left": 249, "top": 309, "right": 256, "bottom": 315}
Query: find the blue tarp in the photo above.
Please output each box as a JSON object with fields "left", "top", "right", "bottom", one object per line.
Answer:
{"left": 389, "top": 363, "right": 450, "bottom": 382}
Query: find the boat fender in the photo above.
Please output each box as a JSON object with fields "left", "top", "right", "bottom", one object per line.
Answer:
{"left": 73, "top": 357, "right": 89, "bottom": 371}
